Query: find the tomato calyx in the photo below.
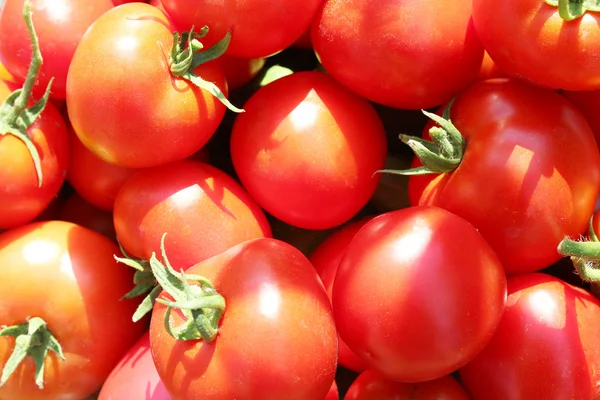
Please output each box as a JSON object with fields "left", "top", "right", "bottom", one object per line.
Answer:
{"left": 558, "top": 217, "right": 600, "bottom": 281}
{"left": 544, "top": 0, "right": 600, "bottom": 21}
{"left": 169, "top": 26, "right": 244, "bottom": 113}
{"left": 0, "top": 317, "right": 65, "bottom": 389}
{"left": 0, "top": 0, "right": 53, "bottom": 188}
{"left": 149, "top": 233, "right": 226, "bottom": 342}
{"left": 378, "top": 99, "right": 465, "bottom": 176}
{"left": 115, "top": 244, "right": 161, "bottom": 323}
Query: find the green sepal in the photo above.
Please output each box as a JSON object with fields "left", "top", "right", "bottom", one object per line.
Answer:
{"left": 545, "top": 0, "right": 600, "bottom": 21}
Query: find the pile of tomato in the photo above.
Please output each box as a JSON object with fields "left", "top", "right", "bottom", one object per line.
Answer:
{"left": 2, "top": 0, "right": 600, "bottom": 399}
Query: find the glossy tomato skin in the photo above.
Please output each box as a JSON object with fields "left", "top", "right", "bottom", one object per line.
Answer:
{"left": 218, "top": 55, "right": 266, "bottom": 91}
{"left": 150, "top": 238, "right": 338, "bottom": 400}
{"left": 333, "top": 206, "right": 507, "bottom": 383}
{"left": 345, "top": 370, "right": 469, "bottom": 400}
{"left": 0, "top": 0, "right": 114, "bottom": 99}
{"left": 561, "top": 89, "right": 600, "bottom": 148}
{"left": 58, "top": 193, "right": 118, "bottom": 242}
{"left": 160, "top": 0, "right": 322, "bottom": 58}
{"left": 99, "top": 331, "right": 171, "bottom": 400}
{"left": 309, "top": 218, "right": 370, "bottom": 373}
{"left": 66, "top": 3, "right": 227, "bottom": 168}
{"left": 0, "top": 80, "right": 69, "bottom": 230}
{"left": 67, "top": 127, "right": 136, "bottom": 211}
{"left": 472, "top": 0, "right": 600, "bottom": 90}
{"left": 409, "top": 78, "right": 600, "bottom": 275}
{"left": 459, "top": 273, "right": 600, "bottom": 399}
{"left": 113, "top": 160, "right": 272, "bottom": 270}
{"left": 325, "top": 380, "right": 339, "bottom": 400}
{"left": 230, "top": 71, "right": 387, "bottom": 230}
{"left": 0, "top": 221, "right": 145, "bottom": 400}
{"left": 311, "top": 0, "right": 483, "bottom": 110}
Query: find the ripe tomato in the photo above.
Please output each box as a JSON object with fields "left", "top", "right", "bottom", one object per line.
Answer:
{"left": 309, "top": 218, "right": 370, "bottom": 373}
{"left": 477, "top": 51, "right": 507, "bottom": 81}
{"left": 0, "top": 0, "right": 114, "bottom": 99}
{"left": 67, "top": 126, "right": 136, "bottom": 211}
{"left": 149, "top": 238, "right": 338, "bottom": 399}
{"left": 325, "top": 381, "right": 339, "bottom": 400}
{"left": 561, "top": 89, "right": 600, "bottom": 148}
{"left": 113, "top": 160, "right": 272, "bottom": 270}
{"left": 0, "top": 221, "right": 145, "bottom": 400}
{"left": 311, "top": 0, "right": 484, "bottom": 110}
{"left": 0, "top": 79, "right": 69, "bottom": 230}
{"left": 333, "top": 206, "right": 507, "bottom": 383}
{"left": 159, "top": 0, "right": 322, "bottom": 58}
{"left": 459, "top": 273, "right": 600, "bottom": 399}
{"left": 58, "top": 193, "right": 117, "bottom": 242}
{"left": 407, "top": 78, "right": 600, "bottom": 275}
{"left": 344, "top": 370, "right": 469, "bottom": 400}
{"left": 218, "top": 55, "right": 266, "bottom": 91}
{"left": 472, "top": 0, "right": 600, "bottom": 90}
{"left": 0, "top": 59, "right": 15, "bottom": 82}
{"left": 99, "top": 331, "right": 170, "bottom": 400}
{"left": 66, "top": 3, "right": 228, "bottom": 168}
{"left": 230, "top": 71, "right": 387, "bottom": 230}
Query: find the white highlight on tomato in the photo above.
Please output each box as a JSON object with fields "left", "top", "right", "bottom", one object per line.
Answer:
{"left": 528, "top": 289, "right": 564, "bottom": 329}
{"left": 288, "top": 91, "right": 321, "bottom": 131}
{"left": 258, "top": 282, "right": 281, "bottom": 319}
{"left": 21, "top": 239, "right": 59, "bottom": 265}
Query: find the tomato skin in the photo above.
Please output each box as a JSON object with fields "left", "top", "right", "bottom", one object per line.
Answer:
{"left": 99, "top": 331, "right": 171, "bottom": 400}
{"left": 58, "top": 193, "right": 118, "bottom": 242}
{"left": 67, "top": 127, "right": 136, "bottom": 212}
{"left": 561, "top": 89, "right": 600, "bottom": 148}
{"left": 459, "top": 273, "right": 600, "bottom": 399}
{"left": 0, "top": 221, "right": 145, "bottom": 400}
{"left": 160, "top": 0, "right": 322, "bottom": 58}
{"left": 344, "top": 370, "right": 469, "bottom": 400}
{"left": 325, "top": 380, "right": 339, "bottom": 400}
{"left": 0, "top": 80, "right": 69, "bottom": 230}
{"left": 230, "top": 71, "right": 387, "bottom": 230}
{"left": 477, "top": 51, "right": 507, "bottom": 81}
{"left": 473, "top": 0, "right": 600, "bottom": 90}
{"left": 113, "top": 160, "right": 272, "bottom": 270}
{"left": 150, "top": 238, "right": 338, "bottom": 400}
{"left": 311, "top": 0, "right": 483, "bottom": 110}
{"left": 408, "top": 78, "right": 600, "bottom": 275}
{"left": 333, "top": 206, "right": 507, "bottom": 383}
{"left": 218, "top": 55, "right": 266, "bottom": 91}
{"left": 0, "top": 0, "right": 114, "bottom": 99}
{"left": 66, "top": 3, "right": 227, "bottom": 168}
{"left": 309, "top": 218, "right": 370, "bottom": 373}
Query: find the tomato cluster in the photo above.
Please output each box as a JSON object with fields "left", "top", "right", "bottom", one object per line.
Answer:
{"left": 2, "top": 0, "right": 600, "bottom": 399}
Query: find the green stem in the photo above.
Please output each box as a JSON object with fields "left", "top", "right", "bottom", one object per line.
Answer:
{"left": 0, "top": 0, "right": 53, "bottom": 187}
{"left": 572, "top": 259, "right": 600, "bottom": 282}
{"left": 558, "top": 237, "right": 600, "bottom": 261}
{"left": 148, "top": 233, "right": 226, "bottom": 342}
{"left": 544, "top": 0, "right": 600, "bottom": 21}
{"left": 0, "top": 317, "right": 65, "bottom": 389}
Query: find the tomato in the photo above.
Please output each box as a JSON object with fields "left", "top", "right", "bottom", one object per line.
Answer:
{"left": 344, "top": 370, "right": 469, "bottom": 400}
{"left": 0, "top": 221, "right": 145, "bottom": 399}
{"left": 0, "top": 0, "right": 114, "bottom": 99}
{"left": 230, "top": 71, "right": 387, "bottom": 230}
{"left": 66, "top": 3, "right": 228, "bottom": 168}
{"left": 477, "top": 51, "right": 507, "bottom": 81}
{"left": 309, "top": 218, "right": 370, "bottom": 373}
{"left": 219, "top": 55, "right": 266, "bottom": 91}
{"left": 311, "top": 0, "right": 484, "bottom": 110}
{"left": 113, "top": 159, "right": 272, "bottom": 270}
{"left": 149, "top": 237, "right": 338, "bottom": 399}
{"left": 407, "top": 78, "right": 600, "bottom": 275}
{"left": 67, "top": 126, "right": 136, "bottom": 211}
{"left": 99, "top": 331, "right": 171, "bottom": 400}
{"left": 472, "top": 0, "right": 600, "bottom": 90}
{"left": 561, "top": 89, "right": 600, "bottom": 148}
{"left": 159, "top": 0, "right": 322, "bottom": 58}
{"left": 333, "top": 206, "right": 507, "bottom": 383}
{"left": 325, "top": 381, "right": 339, "bottom": 400}
{"left": 58, "top": 193, "right": 117, "bottom": 242}
{"left": 459, "top": 273, "right": 600, "bottom": 399}
{"left": 0, "top": 59, "right": 15, "bottom": 82}
{"left": 0, "top": 79, "right": 69, "bottom": 230}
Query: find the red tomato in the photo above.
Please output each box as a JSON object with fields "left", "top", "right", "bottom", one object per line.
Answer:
{"left": 230, "top": 71, "right": 387, "bottom": 230}
{"left": 407, "top": 78, "right": 600, "bottom": 275}
{"left": 150, "top": 238, "right": 338, "bottom": 399}
{"left": 67, "top": 126, "right": 136, "bottom": 211}
{"left": 66, "top": 3, "right": 228, "bottom": 168}
{"left": 459, "top": 273, "right": 600, "bottom": 399}
{"left": 472, "top": 0, "right": 600, "bottom": 90}
{"left": 113, "top": 160, "right": 272, "bottom": 270}
{"left": 0, "top": 80, "right": 69, "bottom": 230}
{"left": 58, "top": 193, "right": 117, "bottom": 242}
{"left": 309, "top": 218, "right": 370, "bottom": 373}
{"left": 99, "top": 331, "right": 171, "bottom": 400}
{"left": 333, "top": 206, "right": 507, "bottom": 383}
{"left": 0, "top": 221, "right": 145, "bottom": 399}
{"left": 0, "top": 0, "right": 114, "bottom": 99}
{"left": 219, "top": 55, "right": 266, "bottom": 91}
{"left": 344, "top": 370, "right": 470, "bottom": 400}
{"left": 477, "top": 51, "right": 507, "bottom": 81}
{"left": 311, "top": 0, "right": 484, "bottom": 110}
{"left": 561, "top": 89, "right": 600, "bottom": 148}
{"left": 325, "top": 380, "right": 339, "bottom": 400}
{"left": 159, "top": 0, "right": 322, "bottom": 58}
